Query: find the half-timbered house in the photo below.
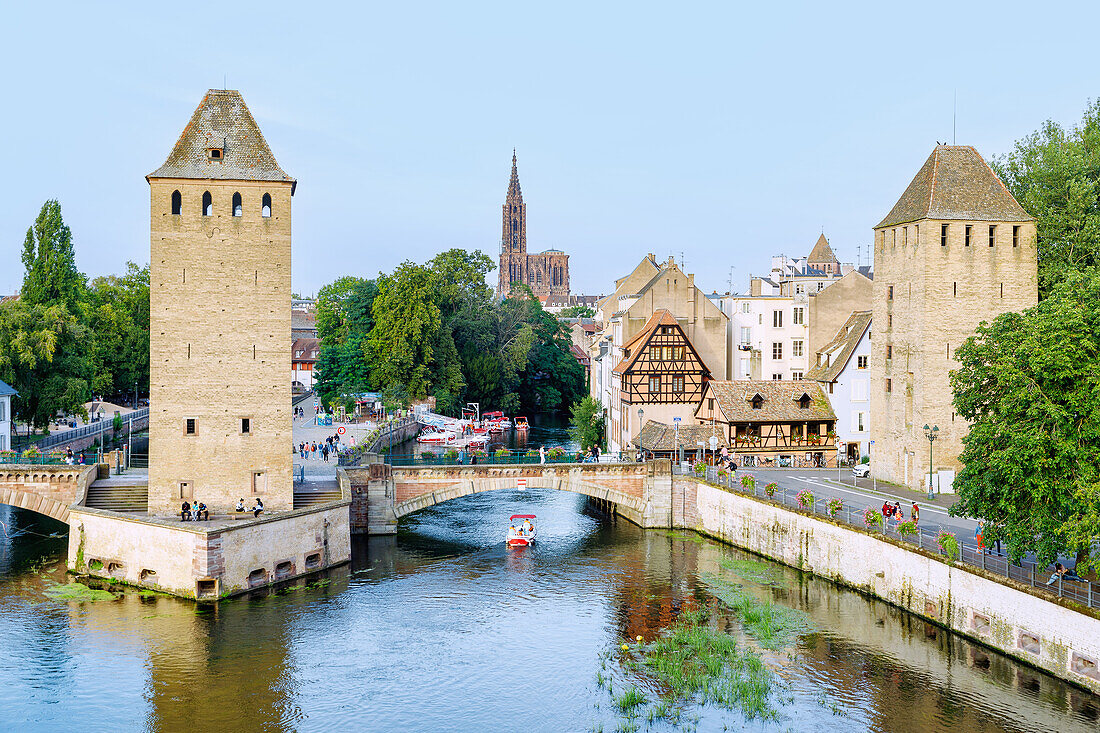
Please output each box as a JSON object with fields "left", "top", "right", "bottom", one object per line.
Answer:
{"left": 694, "top": 380, "right": 837, "bottom": 467}
{"left": 610, "top": 310, "right": 711, "bottom": 452}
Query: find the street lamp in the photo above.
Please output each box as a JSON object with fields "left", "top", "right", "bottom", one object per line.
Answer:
{"left": 923, "top": 424, "right": 939, "bottom": 500}
{"left": 637, "top": 408, "right": 644, "bottom": 461}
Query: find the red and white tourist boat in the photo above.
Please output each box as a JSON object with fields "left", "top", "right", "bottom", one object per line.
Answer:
{"left": 506, "top": 514, "right": 537, "bottom": 546}
{"left": 417, "top": 428, "right": 457, "bottom": 444}
{"left": 514, "top": 416, "right": 529, "bottom": 431}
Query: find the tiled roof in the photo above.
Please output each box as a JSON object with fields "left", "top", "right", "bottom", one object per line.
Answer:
{"left": 877, "top": 145, "right": 1031, "bottom": 228}
{"left": 0, "top": 379, "right": 17, "bottom": 397}
{"left": 148, "top": 90, "right": 295, "bottom": 190}
{"left": 699, "top": 380, "right": 835, "bottom": 423}
{"left": 632, "top": 420, "right": 727, "bottom": 452}
{"left": 804, "top": 311, "right": 871, "bottom": 382}
{"left": 807, "top": 233, "right": 838, "bottom": 264}
{"left": 613, "top": 310, "right": 682, "bottom": 374}
{"left": 291, "top": 310, "right": 316, "bottom": 332}
{"left": 292, "top": 338, "right": 320, "bottom": 362}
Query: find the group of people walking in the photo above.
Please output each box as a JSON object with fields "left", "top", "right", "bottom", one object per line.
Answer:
{"left": 298, "top": 435, "right": 342, "bottom": 462}
{"left": 882, "top": 500, "right": 919, "bottom": 526}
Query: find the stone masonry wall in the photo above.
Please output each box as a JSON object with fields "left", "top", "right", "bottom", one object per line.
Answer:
{"left": 679, "top": 477, "right": 1100, "bottom": 694}
{"left": 0, "top": 465, "right": 98, "bottom": 523}
{"left": 149, "top": 178, "right": 294, "bottom": 514}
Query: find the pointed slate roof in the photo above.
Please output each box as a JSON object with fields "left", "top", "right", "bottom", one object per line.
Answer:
{"left": 148, "top": 89, "right": 295, "bottom": 191}
{"left": 807, "top": 234, "right": 838, "bottom": 264}
{"left": 805, "top": 311, "right": 872, "bottom": 383}
{"left": 877, "top": 145, "right": 1030, "bottom": 228}
{"left": 507, "top": 150, "right": 522, "bottom": 200}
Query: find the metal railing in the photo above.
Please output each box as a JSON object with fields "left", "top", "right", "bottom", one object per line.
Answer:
{"left": 34, "top": 408, "right": 149, "bottom": 450}
{"left": 0, "top": 452, "right": 70, "bottom": 465}
{"left": 386, "top": 454, "right": 584, "bottom": 467}
{"left": 673, "top": 463, "right": 1097, "bottom": 609}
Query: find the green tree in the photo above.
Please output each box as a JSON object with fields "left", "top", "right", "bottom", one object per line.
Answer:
{"left": 21, "top": 200, "right": 86, "bottom": 312}
{"left": 558, "top": 305, "right": 595, "bottom": 319}
{"left": 949, "top": 267, "right": 1100, "bottom": 571}
{"left": 569, "top": 396, "right": 605, "bottom": 452}
{"left": 366, "top": 263, "right": 440, "bottom": 398}
{"left": 86, "top": 262, "right": 149, "bottom": 399}
{"left": 0, "top": 299, "right": 92, "bottom": 430}
{"left": 994, "top": 100, "right": 1100, "bottom": 296}
{"left": 315, "top": 276, "right": 377, "bottom": 347}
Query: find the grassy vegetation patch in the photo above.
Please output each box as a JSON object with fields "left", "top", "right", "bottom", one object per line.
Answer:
{"left": 718, "top": 556, "right": 784, "bottom": 586}
{"left": 700, "top": 572, "right": 809, "bottom": 649}
{"left": 44, "top": 583, "right": 118, "bottom": 602}
{"left": 638, "top": 606, "right": 777, "bottom": 720}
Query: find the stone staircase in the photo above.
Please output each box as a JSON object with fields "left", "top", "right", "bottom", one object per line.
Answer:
{"left": 293, "top": 480, "right": 342, "bottom": 510}
{"left": 85, "top": 483, "right": 149, "bottom": 513}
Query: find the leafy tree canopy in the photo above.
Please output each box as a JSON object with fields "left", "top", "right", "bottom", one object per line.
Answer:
{"left": 994, "top": 100, "right": 1100, "bottom": 296}
{"left": 569, "top": 396, "right": 605, "bottom": 452}
{"left": 21, "top": 200, "right": 86, "bottom": 312}
{"left": 558, "top": 305, "right": 594, "bottom": 319}
{"left": 950, "top": 266, "right": 1100, "bottom": 573}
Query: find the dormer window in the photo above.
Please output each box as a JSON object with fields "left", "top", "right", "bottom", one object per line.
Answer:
{"left": 797, "top": 393, "right": 812, "bottom": 409}
{"left": 751, "top": 394, "right": 764, "bottom": 410}
{"left": 208, "top": 147, "right": 223, "bottom": 160}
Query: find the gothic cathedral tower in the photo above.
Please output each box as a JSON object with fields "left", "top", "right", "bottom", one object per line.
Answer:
{"left": 869, "top": 145, "right": 1037, "bottom": 491}
{"left": 498, "top": 151, "right": 528, "bottom": 297}
{"left": 146, "top": 90, "right": 296, "bottom": 514}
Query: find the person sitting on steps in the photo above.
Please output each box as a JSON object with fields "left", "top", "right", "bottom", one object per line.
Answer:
{"left": 180, "top": 501, "right": 191, "bottom": 522}
{"left": 235, "top": 498, "right": 246, "bottom": 512}
{"left": 252, "top": 498, "right": 264, "bottom": 517}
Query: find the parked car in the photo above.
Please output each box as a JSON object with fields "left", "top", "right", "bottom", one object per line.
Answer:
{"left": 852, "top": 463, "right": 871, "bottom": 478}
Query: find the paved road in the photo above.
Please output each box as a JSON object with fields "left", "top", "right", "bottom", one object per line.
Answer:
{"left": 742, "top": 467, "right": 981, "bottom": 543}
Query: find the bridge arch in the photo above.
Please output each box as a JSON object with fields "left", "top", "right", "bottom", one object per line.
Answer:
{"left": 388, "top": 463, "right": 660, "bottom": 526}
{"left": 0, "top": 486, "right": 72, "bottom": 524}
{"left": 393, "top": 475, "right": 645, "bottom": 520}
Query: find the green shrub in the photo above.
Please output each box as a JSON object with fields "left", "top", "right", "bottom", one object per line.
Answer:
{"left": 421, "top": 451, "right": 435, "bottom": 460}
{"left": 694, "top": 462, "right": 707, "bottom": 474}
{"left": 443, "top": 449, "right": 459, "bottom": 460}
{"left": 795, "top": 490, "right": 814, "bottom": 509}
{"left": 897, "top": 520, "right": 917, "bottom": 538}
{"left": 863, "top": 507, "right": 881, "bottom": 528}
{"left": 827, "top": 498, "right": 843, "bottom": 517}
{"left": 861, "top": 455, "right": 870, "bottom": 464}
{"left": 763, "top": 481, "right": 776, "bottom": 497}
{"left": 741, "top": 475, "right": 756, "bottom": 491}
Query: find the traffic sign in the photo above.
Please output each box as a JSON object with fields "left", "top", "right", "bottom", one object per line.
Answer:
{"left": 337, "top": 426, "right": 346, "bottom": 436}
{"left": 517, "top": 478, "right": 527, "bottom": 491}
{"left": 673, "top": 417, "right": 681, "bottom": 423}
{"left": 870, "top": 440, "right": 875, "bottom": 445}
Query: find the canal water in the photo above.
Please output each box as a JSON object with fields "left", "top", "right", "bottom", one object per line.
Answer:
{"left": 2, "top": 421, "right": 1099, "bottom": 731}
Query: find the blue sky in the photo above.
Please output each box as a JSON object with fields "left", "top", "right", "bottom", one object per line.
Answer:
{"left": 1, "top": 1, "right": 1097, "bottom": 298}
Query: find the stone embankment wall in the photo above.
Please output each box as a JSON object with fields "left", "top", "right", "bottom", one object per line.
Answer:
{"left": 676, "top": 478, "right": 1100, "bottom": 694}
{"left": 68, "top": 502, "right": 351, "bottom": 599}
{"left": 365, "top": 419, "right": 420, "bottom": 455}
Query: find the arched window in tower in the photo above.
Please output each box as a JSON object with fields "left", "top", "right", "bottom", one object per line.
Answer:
{"left": 232, "top": 192, "right": 243, "bottom": 217}
{"left": 262, "top": 193, "right": 272, "bottom": 218}
{"left": 202, "top": 191, "right": 213, "bottom": 217}
{"left": 171, "top": 190, "right": 182, "bottom": 215}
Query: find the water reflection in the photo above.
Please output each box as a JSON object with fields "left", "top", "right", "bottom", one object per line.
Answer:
{"left": 1, "top": 489, "right": 1098, "bottom": 732}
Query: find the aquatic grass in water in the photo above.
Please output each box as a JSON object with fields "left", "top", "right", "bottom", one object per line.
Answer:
{"left": 718, "top": 556, "right": 783, "bottom": 586}
{"left": 44, "top": 583, "right": 117, "bottom": 602}
{"left": 620, "top": 606, "right": 779, "bottom": 721}
{"left": 614, "top": 686, "right": 648, "bottom": 713}
{"left": 700, "top": 572, "right": 809, "bottom": 649}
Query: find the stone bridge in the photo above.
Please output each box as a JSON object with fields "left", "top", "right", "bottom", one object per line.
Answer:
{"left": 0, "top": 465, "right": 99, "bottom": 524}
{"left": 339, "top": 460, "right": 674, "bottom": 535}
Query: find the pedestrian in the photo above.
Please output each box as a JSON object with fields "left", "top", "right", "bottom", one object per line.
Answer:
{"left": 975, "top": 522, "right": 985, "bottom": 553}
{"left": 539, "top": 445, "right": 546, "bottom": 464}
{"left": 322, "top": 444, "right": 329, "bottom": 462}
{"left": 911, "top": 502, "right": 919, "bottom": 526}
{"left": 882, "top": 501, "right": 892, "bottom": 520}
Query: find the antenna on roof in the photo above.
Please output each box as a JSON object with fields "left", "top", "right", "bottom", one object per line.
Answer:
{"left": 953, "top": 89, "right": 957, "bottom": 145}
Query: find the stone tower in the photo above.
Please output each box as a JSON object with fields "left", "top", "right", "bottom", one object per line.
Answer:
{"left": 869, "top": 145, "right": 1037, "bottom": 491}
{"left": 498, "top": 150, "right": 528, "bottom": 297}
{"left": 146, "top": 89, "right": 296, "bottom": 514}
{"left": 807, "top": 233, "right": 839, "bottom": 274}
{"left": 496, "top": 152, "right": 570, "bottom": 300}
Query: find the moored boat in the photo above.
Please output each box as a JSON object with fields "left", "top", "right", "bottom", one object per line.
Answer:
{"left": 514, "top": 416, "right": 529, "bottom": 431}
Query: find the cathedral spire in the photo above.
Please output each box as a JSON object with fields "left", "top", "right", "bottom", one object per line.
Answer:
{"left": 508, "top": 149, "right": 522, "bottom": 200}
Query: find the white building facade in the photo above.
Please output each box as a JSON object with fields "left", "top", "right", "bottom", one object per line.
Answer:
{"left": 0, "top": 380, "right": 16, "bottom": 453}
{"left": 712, "top": 294, "right": 810, "bottom": 382}
{"left": 805, "top": 311, "right": 872, "bottom": 463}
